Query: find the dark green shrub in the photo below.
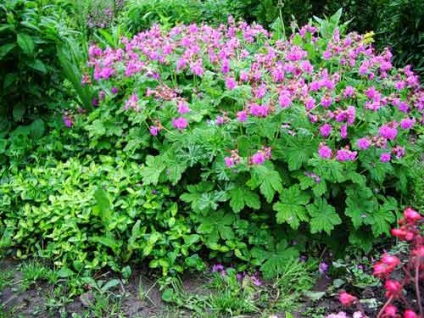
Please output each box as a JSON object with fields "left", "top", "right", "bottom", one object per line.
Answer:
{"left": 0, "top": 0, "right": 70, "bottom": 136}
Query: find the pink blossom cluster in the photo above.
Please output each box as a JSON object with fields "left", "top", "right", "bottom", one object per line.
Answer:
{"left": 84, "top": 17, "right": 424, "bottom": 166}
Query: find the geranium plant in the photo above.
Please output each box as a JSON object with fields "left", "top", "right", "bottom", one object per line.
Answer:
{"left": 73, "top": 11, "right": 424, "bottom": 275}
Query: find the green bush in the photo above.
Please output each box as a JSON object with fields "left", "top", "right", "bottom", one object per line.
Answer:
{"left": 81, "top": 12, "right": 424, "bottom": 273}
{"left": 0, "top": 0, "right": 70, "bottom": 136}
{"left": 0, "top": 156, "right": 205, "bottom": 275}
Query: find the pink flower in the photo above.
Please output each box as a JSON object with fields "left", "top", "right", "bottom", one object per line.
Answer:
{"left": 216, "top": 116, "right": 225, "bottom": 125}
{"left": 356, "top": 138, "right": 371, "bottom": 150}
{"left": 379, "top": 124, "right": 398, "bottom": 140}
{"left": 124, "top": 94, "right": 139, "bottom": 111}
{"left": 249, "top": 103, "right": 268, "bottom": 117}
{"left": 384, "top": 280, "right": 402, "bottom": 298}
{"left": 240, "top": 71, "right": 249, "bottom": 82}
{"left": 320, "top": 95, "right": 333, "bottom": 108}
{"left": 318, "top": 144, "right": 332, "bottom": 159}
{"left": 340, "top": 125, "right": 348, "bottom": 139}
{"left": 380, "top": 153, "right": 391, "bottom": 162}
{"left": 381, "top": 254, "right": 401, "bottom": 267}
{"left": 255, "top": 84, "right": 267, "bottom": 99}
{"left": 404, "top": 309, "right": 419, "bottom": 318}
{"left": 320, "top": 124, "right": 332, "bottom": 137}
{"left": 383, "top": 305, "right": 397, "bottom": 317}
{"left": 393, "top": 146, "right": 405, "bottom": 159}
{"left": 343, "top": 86, "right": 355, "bottom": 98}
{"left": 225, "top": 157, "right": 235, "bottom": 168}
{"left": 63, "top": 115, "right": 73, "bottom": 128}
{"left": 225, "top": 77, "right": 237, "bottom": 90}
{"left": 149, "top": 126, "right": 160, "bottom": 136}
{"left": 237, "top": 110, "right": 248, "bottom": 122}
{"left": 221, "top": 59, "right": 230, "bottom": 74}
{"left": 338, "top": 292, "right": 357, "bottom": 306}
{"left": 403, "top": 207, "right": 421, "bottom": 223}
{"left": 336, "top": 149, "right": 357, "bottom": 161}
{"left": 251, "top": 152, "right": 266, "bottom": 165}
{"left": 279, "top": 92, "right": 292, "bottom": 108}
{"left": 172, "top": 117, "right": 188, "bottom": 130}
{"left": 177, "top": 101, "right": 190, "bottom": 114}
{"left": 400, "top": 118, "right": 415, "bottom": 130}
{"left": 251, "top": 147, "right": 271, "bottom": 165}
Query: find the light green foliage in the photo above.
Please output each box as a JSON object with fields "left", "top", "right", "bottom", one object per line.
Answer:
{"left": 0, "top": 157, "right": 204, "bottom": 275}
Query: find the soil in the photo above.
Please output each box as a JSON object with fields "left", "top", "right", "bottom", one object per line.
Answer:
{"left": 1, "top": 258, "right": 421, "bottom": 318}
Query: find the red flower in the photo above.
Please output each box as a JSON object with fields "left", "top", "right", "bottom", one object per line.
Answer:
{"left": 384, "top": 280, "right": 402, "bottom": 298}
{"left": 403, "top": 207, "right": 422, "bottom": 223}
{"left": 383, "top": 304, "right": 397, "bottom": 317}
{"left": 403, "top": 309, "right": 418, "bottom": 318}
{"left": 338, "top": 291, "right": 357, "bottom": 306}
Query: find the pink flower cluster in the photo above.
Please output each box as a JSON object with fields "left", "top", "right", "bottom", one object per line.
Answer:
{"left": 85, "top": 18, "right": 424, "bottom": 167}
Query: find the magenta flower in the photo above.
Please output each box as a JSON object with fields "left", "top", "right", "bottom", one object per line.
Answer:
{"left": 320, "top": 124, "right": 332, "bottom": 137}
{"left": 237, "top": 110, "right": 248, "bottom": 122}
{"left": 318, "top": 144, "right": 332, "bottom": 159}
{"left": 320, "top": 96, "right": 333, "bottom": 108}
{"left": 240, "top": 71, "right": 249, "bottom": 82}
{"left": 149, "top": 126, "right": 160, "bottom": 136}
{"left": 400, "top": 118, "right": 415, "bottom": 130}
{"left": 251, "top": 152, "right": 266, "bottom": 165}
{"left": 63, "top": 115, "right": 73, "bottom": 128}
{"left": 216, "top": 116, "right": 225, "bottom": 125}
{"left": 379, "top": 123, "right": 398, "bottom": 140}
{"left": 255, "top": 83, "right": 267, "bottom": 99}
{"left": 249, "top": 103, "right": 268, "bottom": 117}
{"left": 111, "top": 87, "right": 118, "bottom": 94}
{"left": 177, "top": 101, "right": 190, "bottom": 114}
{"left": 340, "top": 125, "right": 348, "bottom": 139}
{"left": 224, "top": 157, "right": 235, "bottom": 168}
{"left": 393, "top": 146, "right": 405, "bottom": 159}
{"left": 279, "top": 92, "right": 292, "bottom": 108}
{"left": 336, "top": 149, "right": 357, "bottom": 161}
{"left": 356, "top": 138, "right": 371, "bottom": 150}
{"left": 225, "top": 77, "right": 237, "bottom": 90}
{"left": 343, "top": 86, "right": 355, "bottom": 98}
{"left": 172, "top": 117, "right": 188, "bottom": 130}
{"left": 380, "top": 153, "right": 391, "bottom": 163}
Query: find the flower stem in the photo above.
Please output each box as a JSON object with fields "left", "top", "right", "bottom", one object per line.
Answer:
{"left": 376, "top": 295, "right": 394, "bottom": 318}
{"left": 415, "top": 259, "right": 423, "bottom": 317}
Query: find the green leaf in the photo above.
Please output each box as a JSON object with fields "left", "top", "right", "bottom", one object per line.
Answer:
{"left": 273, "top": 185, "right": 310, "bottom": 229}
{"left": 251, "top": 241, "right": 299, "bottom": 279}
{"left": 27, "top": 59, "right": 47, "bottom": 74}
{"left": 248, "top": 164, "right": 283, "bottom": 203}
{"left": 229, "top": 186, "right": 261, "bottom": 212}
{"left": 370, "top": 198, "right": 397, "bottom": 236}
{"left": 307, "top": 198, "right": 341, "bottom": 235}
{"left": 93, "top": 187, "right": 112, "bottom": 228}
{"left": 278, "top": 136, "right": 319, "bottom": 171}
{"left": 345, "top": 186, "right": 377, "bottom": 228}
{"left": 13, "top": 104, "right": 25, "bottom": 121}
{"left": 310, "top": 158, "right": 347, "bottom": 183}
{"left": 0, "top": 43, "right": 16, "bottom": 60}
{"left": 141, "top": 155, "right": 166, "bottom": 185}
{"left": 198, "top": 210, "right": 235, "bottom": 244}
{"left": 17, "top": 33, "right": 35, "bottom": 55}
{"left": 57, "top": 267, "right": 74, "bottom": 278}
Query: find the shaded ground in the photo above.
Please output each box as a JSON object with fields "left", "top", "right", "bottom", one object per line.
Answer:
{"left": 0, "top": 258, "right": 397, "bottom": 318}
